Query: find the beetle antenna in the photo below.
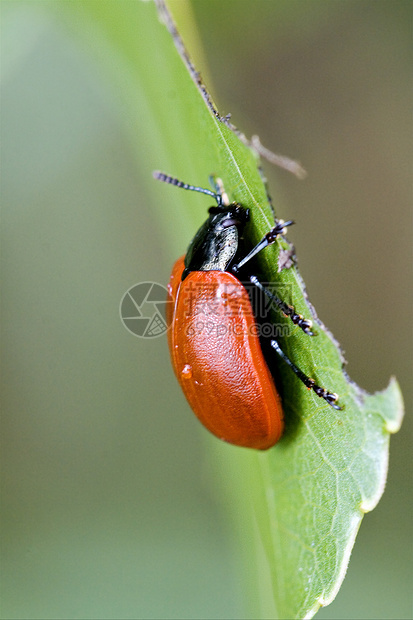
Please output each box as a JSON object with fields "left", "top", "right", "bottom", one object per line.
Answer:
{"left": 153, "top": 171, "right": 222, "bottom": 206}
{"left": 208, "top": 175, "right": 229, "bottom": 207}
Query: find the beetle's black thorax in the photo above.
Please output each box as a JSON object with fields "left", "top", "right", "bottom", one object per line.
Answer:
{"left": 182, "top": 204, "right": 249, "bottom": 279}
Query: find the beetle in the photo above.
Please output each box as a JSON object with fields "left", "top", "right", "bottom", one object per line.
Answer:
{"left": 154, "top": 171, "right": 341, "bottom": 450}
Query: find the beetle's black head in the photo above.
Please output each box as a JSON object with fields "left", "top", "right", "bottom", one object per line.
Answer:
{"left": 183, "top": 203, "right": 250, "bottom": 278}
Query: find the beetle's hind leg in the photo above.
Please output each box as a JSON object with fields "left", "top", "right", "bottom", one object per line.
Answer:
{"left": 270, "top": 340, "right": 342, "bottom": 410}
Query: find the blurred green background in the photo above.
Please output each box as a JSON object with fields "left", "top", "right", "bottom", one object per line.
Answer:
{"left": 1, "top": 1, "right": 411, "bottom": 619}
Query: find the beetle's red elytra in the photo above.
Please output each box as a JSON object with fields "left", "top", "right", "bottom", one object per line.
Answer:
{"left": 167, "top": 258, "right": 284, "bottom": 450}
{"left": 154, "top": 171, "right": 341, "bottom": 450}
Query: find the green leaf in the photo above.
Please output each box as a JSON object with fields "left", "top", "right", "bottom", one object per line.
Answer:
{"left": 258, "top": 378, "right": 404, "bottom": 618}
{"left": 58, "top": 1, "right": 404, "bottom": 618}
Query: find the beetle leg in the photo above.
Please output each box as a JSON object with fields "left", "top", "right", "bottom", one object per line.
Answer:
{"left": 232, "top": 220, "right": 294, "bottom": 272}
{"left": 270, "top": 340, "right": 342, "bottom": 410}
{"left": 249, "top": 275, "right": 314, "bottom": 335}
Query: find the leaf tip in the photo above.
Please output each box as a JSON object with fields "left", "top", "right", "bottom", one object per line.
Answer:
{"left": 382, "top": 376, "right": 404, "bottom": 433}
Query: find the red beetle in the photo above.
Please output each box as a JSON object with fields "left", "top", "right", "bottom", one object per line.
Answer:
{"left": 154, "top": 172, "right": 341, "bottom": 450}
